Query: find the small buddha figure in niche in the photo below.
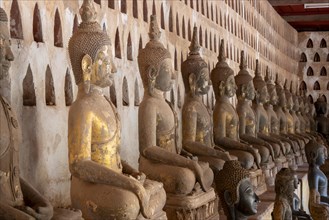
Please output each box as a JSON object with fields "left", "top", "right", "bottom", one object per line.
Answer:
{"left": 235, "top": 54, "right": 277, "bottom": 185}
{"left": 138, "top": 15, "right": 213, "bottom": 197}
{"left": 0, "top": 7, "right": 53, "bottom": 220}
{"left": 217, "top": 160, "right": 259, "bottom": 220}
{"left": 273, "top": 168, "right": 311, "bottom": 220}
{"left": 68, "top": 2, "right": 166, "bottom": 219}
{"left": 181, "top": 26, "right": 235, "bottom": 182}
{"left": 211, "top": 40, "right": 260, "bottom": 170}
{"left": 305, "top": 140, "right": 329, "bottom": 220}
{"left": 252, "top": 64, "right": 287, "bottom": 169}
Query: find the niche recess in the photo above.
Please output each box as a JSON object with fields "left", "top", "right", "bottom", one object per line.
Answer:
{"left": 143, "top": 0, "right": 148, "bottom": 22}
{"left": 133, "top": 0, "right": 138, "bottom": 18}
{"left": 307, "top": 67, "right": 314, "bottom": 76}
{"left": 161, "top": 4, "right": 165, "bottom": 29}
{"left": 127, "top": 33, "right": 133, "bottom": 61}
{"left": 313, "top": 81, "right": 320, "bottom": 90}
{"left": 54, "top": 9, "right": 63, "bottom": 47}
{"left": 177, "top": 87, "right": 182, "bottom": 109}
{"left": 320, "top": 38, "right": 327, "bottom": 48}
{"left": 23, "top": 65, "right": 36, "bottom": 106}
{"left": 64, "top": 69, "right": 73, "bottom": 106}
{"left": 314, "top": 53, "right": 320, "bottom": 62}
{"left": 134, "top": 79, "right": 140, "bottom": 106}
{"left": 109, "top": 81, "right": 117, "bottom": 107}
{"left": 45, "top": 65, "right": 56, "bottom": 106}
{"left": 320, "top": 67, "right": 327, "bottom": 76}
{"left": 308, "top": 95, "right": 314, "bottom": 104}
{"left": 10, "top": 0, "right": 23, "bottom": 39}
{"left": 33, "top": 3, "right": 43, "bottom": 43}
{"left": 115, "top": 29, "right": 122, "bottom": 59}
{"left": 306, "top": 39, "right": 313, "bottom": 48}
{"left": 122, "top": 77, "right": 129, "bottom": 106}
{"left": 169, "top": 7, "right": 173, "bottom": 32}
{"left": 300, "top": 53, "right": 307, "bottom": 62}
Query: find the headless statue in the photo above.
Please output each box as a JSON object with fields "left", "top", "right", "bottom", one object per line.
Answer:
{"left": 217, "top": 160, "right": 259, "bottom": 220}
{"left": 67, "top": 2, "right": 166, "bottom": 219}
{"left": 305, "top": 140, "right": 329, "bottom": 220}
{"left": 0, "top": 7, "right": 53, "bottom": 220}
{"left": 211, "top": 40, "right": 259, "bottom": 170}
{"left": 252, "top": 65, "right": 286, "bottom": 166}
{"left": 137, "top": 15, "right": 213, "bottom": 197}
{"left": 181, "top": 26, "right": 235, "bottom": 183}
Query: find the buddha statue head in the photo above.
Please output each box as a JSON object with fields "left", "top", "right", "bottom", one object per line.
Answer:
{"left": 181, "top": 26, "right": 209, "bottom": 97}
{"left": 275, "top": 168, "right": 298, "bottom": 205}
{"left": 217, "top": 160, "right": 259, "bottom": 220}
{"left": 305, "top": 140, "right": 327, "bottom": 167}
{"left": 265, "top": 68, "right": 278, "bottom": 106}
{"left": 314, "top": 95, "right": 327, "bottom": 116}
{"left": 0, "top": 7, "right": 14, "bottom": 80}
{"left": 211, "top": 39, "right": 236, "bottom": 99}
{"left": 290, "top": 81, "right": 300, "bottom": 112}
{"left": 253, "top": 61, "right": 269, "bottom": 105}
{"left": 234, "top": 51, "right": 255, "bottom": 101}
{"left": 138, "top": 15, "right": 174, "bottom": 96}
{"left": 68, "top": 0, "right": 114, "bottom": 94}
{"left": 275, "top": 74, "right": 286, "bottom": 108}
{"left": 283, "top": 79, "right": 294, "bottom": 111}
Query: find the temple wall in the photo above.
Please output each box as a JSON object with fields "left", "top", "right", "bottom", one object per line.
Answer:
{"left": 0, "top": 0, "right": 300, "bottom": 206}
{"left": 298, "top": 32, "right": 329, "bottom": 109}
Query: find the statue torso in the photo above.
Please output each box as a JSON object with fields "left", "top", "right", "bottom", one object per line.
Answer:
{"left": 274, "top": 106, "right": 287, "bottom": 134}
{"left": 237, "top": 102, "right": 256, "bottom": 136}
{"left": 285, "top": 110, "right": 294, "bottom": 134}
{"left": 291, "top": 111, "right": 300, "bottom": 133}
{"left": 0, "top": 96, "right": 24, "bottom": 207}
{"left": 266, "top": 105, "right": 280, "bottom": 134}
{"left": 309, "top": 167, "right": 328, "bottom": 197}
{"left": 254, "top": 104, "right": 269, "bottom": 135}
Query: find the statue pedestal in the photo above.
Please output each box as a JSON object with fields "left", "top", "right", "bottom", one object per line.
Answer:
{"left": 164, "top": 187, "right": 218, "bottom": 220}
{"left": 262, "top": 161, "right": 277, "bottom": 186}
{"left": 250, "top": 169, "right": 267, "bottom": 195}
{"left": 52, "top": 208, "right": 83, "bottom": 220}
{"left": 275, "top": 155, "right": 289, "bottom": 171}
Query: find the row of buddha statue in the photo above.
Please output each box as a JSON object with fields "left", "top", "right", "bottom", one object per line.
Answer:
{"left": 1, "top": 1, "right": 328, "bottom": 219}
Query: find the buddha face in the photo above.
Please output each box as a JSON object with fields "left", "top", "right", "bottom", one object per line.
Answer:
{"left": 236, "top": 179, "right": 259, "bottom": 216}
{"left": 293, "top": 96, "right": 299, "bottom": 112}
{"left": 285, "top": 94, "right": 293, "bottom": 110}
{"left": 155, "top": 58, "right": 175, "bottom": 92}
{"left": 315, "top": 146, "right": 326, "bottom": 166}
{"left": 224, "top": 75, "right": 237, "bottom": 98}
{"left": 0, "top": 21, "right": 14, "bottom": 80}
{"left": 90, "top": 45, "right": 113, "bottom": 88}
{"left": 245, "top": 81, "right": 255, "bottom": 101}
{"left": 258, "top": 86, "right": 269, "bottom": 104}
{"left": 268, "top": 86, "right": 278, "bottom": 105}
{"left": 196, "top": 67, "right": 210, "bottom": 95}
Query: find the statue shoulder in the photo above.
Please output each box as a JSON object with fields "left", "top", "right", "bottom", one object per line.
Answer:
{"left": 139, "top": 98, "right": 158, "bottom": 114}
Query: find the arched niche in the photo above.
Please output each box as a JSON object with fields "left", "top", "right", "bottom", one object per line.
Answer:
{"left": 313, "top": 81, "right": 320, "bottom": 90}
{"left": 182, "top": 17, "right": 186, "bottom": 39}
{"left": 64, "top": 69, "right": 73, "bottom": 106}
{"left": 122, "top": 77, "right": 129, "bottom": 106}
{"left": 23, "top": 65, "right": 36, "bottom": 106}
{"left": 152, "top": 0, "right": 156, "bottom": 15}
{"left": 33, "top": 3, "right": 43, "bottom": 43}
{"left": 321, "top": 95, "right": 327, "bottom": 103}
{"left": 45, "top": 65, "right": 56, "bottom": 106}
{"left": 10, "top": 0, "right": 23, "bottom": 39}
{"left": 127, "top": 33, "right": 133, "bottom": 61}
{"left": 190, "top": 0, "right": 194, "bottom": 9}
{"left": 134, "top": 79, "right": 140, "bottom": 106}
{"left": 308, "top": 95, "right": 314, "bottom": 104}
{"left": 54, "top": 9, "right": 63, "bottom": 47}
{"left": 174, "top": 49, "right": 178, "bottom": 71}
{"left": 139, "top": 35, "right": 143, "bottom": 51}
{"left": 73, "top": 14, "right": 79, "bottom": 34}
{"left": 133, "top": 0, "right": 138, "bottom": 18}
{"left": 320, "top": 38, "right": 327, "bottom": 48}
{"left": 188, "top": 20, "right": 191, "bottom": 41}
{"left": 201, "top": 0, "right": 205, "bottom": 15}
{"left": 170, "top": 88, "right": 175, "bottom": 106}
{"left": 121, "top": 0, "right": 127, "bottom": 14}
{"left": 199, "top": 26, "right": 203, "bottom": 46}
{"left": 109, "top": 81, "right": 117, "bottom": 107}
{"left": 300, "top": 52, "right": 307, "bottom": 62}
{"left": 169, "top": 7, "right": 173, "bottom": 32}
{"left": 307, "top": 66, "right": 314, "bottom": 76}
{"left": 176, "top": 13, "right": 180, "bottom": 36}
{"left": 205, "top": 30, "right": 208, "bottom": 48}
{"left": 160, "top": 3, "right": 165, "bottom": 29}
{"left": 314, "top": 53, "right": 320, "bottom": 62}
{"left": 320, "top": 67, "right": 327, "bottom": 76}
{"left": 115, "top": 28, "right": 122, "bottom": 59}
{"left": 216, "top": 6, "right": 219, "bottom": 24}
{"left": 143, "top": 0, "right": 148, "bottom": 22}
{"left": 177, "top": 86, "right": 182, "bottom": 109}
{"left": 108, "top": 0, "right": 115, "bottom": 9}
{"left": 94, "top": 0, "right": 101, "bottom": 5}
{"left": 306, "top": 38, "right": 313, "bottom": 48}
{"left": 300, "top": 81, "right": 307, "bottom": 91}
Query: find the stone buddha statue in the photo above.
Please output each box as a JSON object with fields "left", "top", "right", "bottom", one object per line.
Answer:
{"left": 314, "top": 95, "right": 329, "bottom": 138}
{"left": 217, "top": 160, "right": 259, "bottom": 220}
{"left": 273, "top": 168, "right": 311, "bottom": 220}
{"left": 67, "top": 2, "right": 166, "bottom": 219}
{"left": 0, "top": 8, "right": 54, "bottom": 220}
{"left": 138, "top": 15, "right": 217, "bottom": 219}
{"left": 305, "top": 140, "right": 329, "bottom": 220}
{"left": 211, "top": 40, "right": 259, "bottom": 170}
{"left": 252, "top": 63, "right": 287, "bottom": 169}
{"left": 181, "top": 26, "right": 234, "bottom": 179}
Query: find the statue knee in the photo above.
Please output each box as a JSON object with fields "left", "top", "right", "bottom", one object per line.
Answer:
{"left": 240, "top": 152, "right": 254, "bottom": 170}
{"left": 258, "top": 146, "right": 270, "bottom": 163}
{"left": 272, "top": 143, "right": 281, "bottom": 157}
{"left": 169, "top": 168, "right": 196, "bottom": 195}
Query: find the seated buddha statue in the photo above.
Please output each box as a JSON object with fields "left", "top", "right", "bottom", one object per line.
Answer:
{"left": 217, "top": 160, "right": 259, "bottom": 220}
{"left": 211, "top": 40, "right": 260, "bottom": 170}
{"left": 314, "top": 96, "right": 329, "bottom": 139}
{"left": 305, "top": 140, "right": 329, "bottom": 220}
{"left": 0, "top": 8, "right": 53, "bottom": 220}
{"left": 181, "top": 26, "right": 235, "bottom": 180}
{"left": 252, "top": 64, "right": 286, "bottom": 169}
{"left": 67, "top": 2, "right": 166, "bottom": 219}
{"left": 272, "top": 168, "right": 311, "bottom": 220}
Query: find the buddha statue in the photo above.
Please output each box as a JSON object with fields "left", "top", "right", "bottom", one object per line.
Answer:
{"left": 314, "top": 95, "right": 329, "bottom": 138}
{"left": 217, "top": 160, "right": 259, "bottom": 220}
{"left": 272, "top": 168, "right": 311, "bottom": 220}
{"left": 181, "top": 27, "right": 235, "bottom": 180}
{"left": 0, "top": 8, "right": 54, "bottom": 220}
{"left": 138, "top": 15, "right": 217, "bottom": 219}
{"left": 68, "top": 2, "right": 166, "bottom": 219}
{"left": 252, "top": 63, "right": 287, "bottom": 170}
{"left": 211, "top": 40, "right": 259, "bottom": 170}
{"left": 305, "top": 140, "right": 329, "bottom": 220}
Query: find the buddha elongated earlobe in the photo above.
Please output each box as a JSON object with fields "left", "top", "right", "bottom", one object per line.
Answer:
{"left": 147, "top": 66, "right": 157, "bottom": 95}
{"left": 218, "top": 81, "right": 225, "bottom": 97}
{"left": 189, "top": 73, "right": 196, "bottom": 97}
{"left": 82, "top": 54, "right": 92, "bottom": 94}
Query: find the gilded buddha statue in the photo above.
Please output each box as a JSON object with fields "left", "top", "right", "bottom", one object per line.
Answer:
{"left": 68, "top": 2, "right": 166, "bottom": 219}
{"left": 181, "top": 26, "right": 234, "bottom": 179}
{"left": 211, "top": 40, "right": 259, "bottom": 170}
{"left": 305, "top": 140, "right": 329, "bottom": 220}
{"left": 138, "top": 15, "right": 217, "bottom": 220}
{"left": 217, "top": 160, "right": 259, "bottom": 220}
{"left": 0, "top": 7, "right": 53, "bottom": 220}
